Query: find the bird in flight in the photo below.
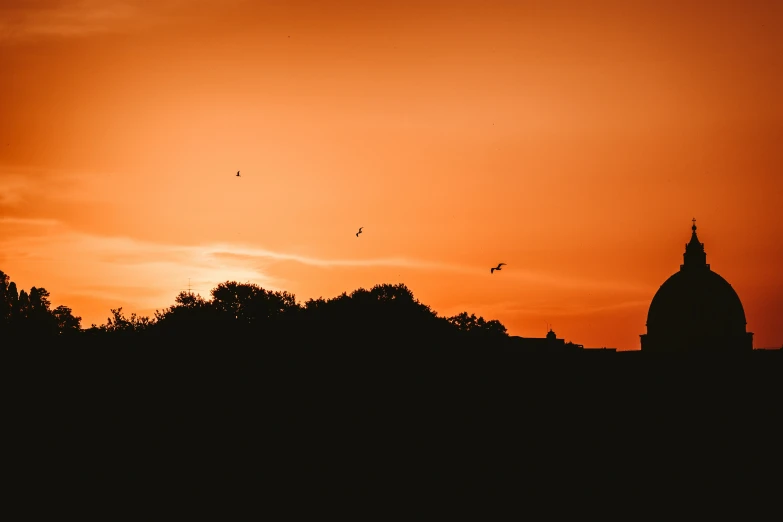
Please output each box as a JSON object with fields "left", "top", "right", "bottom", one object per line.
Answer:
{"left": 356, "top": 227, "right": 363, "bottom": 237}
{"left": 491, "top": 263, "right": 506, "bottom": 274}
{"left": 236, "top": 171, "right": 240, "bottom": 177}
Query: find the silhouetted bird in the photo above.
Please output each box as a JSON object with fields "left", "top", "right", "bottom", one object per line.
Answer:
{"left": 236, "top": 171, "right": 240, "bottom": 177}
{"left": 491, "top": 263, "right": 506, "bottom": 274}
{"left": 356, "top": 227, "right": 363, "bottom": 237}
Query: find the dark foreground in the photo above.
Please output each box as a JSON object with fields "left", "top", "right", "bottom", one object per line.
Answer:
{"left": 8, "top": 340, "right": 782, "bottom": 504}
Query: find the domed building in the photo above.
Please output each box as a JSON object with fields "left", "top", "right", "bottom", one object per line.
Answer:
{"left": 640, "top": 220, "right": 753, "bottom": 353}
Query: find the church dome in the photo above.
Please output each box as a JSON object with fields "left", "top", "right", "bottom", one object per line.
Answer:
{"left": 646, "top": 269, "right": 747, "bottom": 337}
{"left": 640, "top": 220, "right": 753, "bottom": 352}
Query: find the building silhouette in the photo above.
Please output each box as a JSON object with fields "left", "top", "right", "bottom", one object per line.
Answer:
{"left": 640, "top": 220, "right": 753, "bottom": 353}
{"left": 509, "top": 329, "right": 572, "bottom": 352}
{"left": 509, "top": 329, "right": 617, "bottom": 353}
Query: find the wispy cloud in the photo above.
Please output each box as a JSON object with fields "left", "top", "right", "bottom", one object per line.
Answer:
{"left": 0, "top": 217, "right": 61, "bottom": 226}
{"left": 0, "top": 162, "right": 651, "bottom": 322}
{"left": 206, "top": 246, "right": 649, "bottom": 292}
{"left": 1, "top": 231, "right": 272, "bottom": 310}
{"left": 501, "top": 270, "right": 649, "bottom": 293}
{"left": 0, "top": 165, "right": 84, "bottom": 205}
{"left": 0, "top": 0, "right": 138, "bottom": 42}
{"left": 0, "top": 176, "right": 31, "bottom": 206}
{"left": 1, "top": 219, "right": 657, "bottom": 332}
{"left": 2, "top": 222, "right": 651, "bottom": 303}
{"left": 494, "top": 299, "right": 651, "bottom": 317}
{"left": 0, "top": 164, "right": 475, "bottom": 281}
{"left": 0, "top": 0, "right": 250, "bottom": 43}
{"left": 0, "top": 229, "right": 471, "bottom": 307}
{"left": 207, "top": 246, "right": 475, "bottom": 272}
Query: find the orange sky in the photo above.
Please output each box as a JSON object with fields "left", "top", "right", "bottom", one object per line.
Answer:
{"left": 1, "top": 0, "right": 781, "bottom": 349}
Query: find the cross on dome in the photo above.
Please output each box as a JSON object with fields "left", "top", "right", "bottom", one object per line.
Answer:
{"left": 683, "top": 218, "right": 707, "bottom": 269}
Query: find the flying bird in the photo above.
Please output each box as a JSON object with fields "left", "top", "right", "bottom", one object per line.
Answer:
{"left": 236, "top": 171, "right": 240, "bottom": 177}
{"left": 356, "top": 227, "right": 363, "bottom": 237}
{"left": 491, "top": 263, "right": 506, "bottom": 274}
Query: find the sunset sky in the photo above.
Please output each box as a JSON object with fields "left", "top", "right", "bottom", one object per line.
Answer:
{"left": 1, "top": 0, "right": 781, "bottom": 349}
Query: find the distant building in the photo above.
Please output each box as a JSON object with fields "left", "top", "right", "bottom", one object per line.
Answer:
{"left": 640, "top": 220, "right": 753, "bottom": 353}
{"left": 509, "top": 329, "right": 617, "bottom": 353}
{"left": 509, "top": 329, "right": 570, "bottom": 352}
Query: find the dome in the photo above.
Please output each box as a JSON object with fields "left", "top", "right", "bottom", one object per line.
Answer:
{"left": 640, "top": 220, "right": 753, "bottom": 352}
{"left": 646, "top": 269, "right": 747, "bottom": 337}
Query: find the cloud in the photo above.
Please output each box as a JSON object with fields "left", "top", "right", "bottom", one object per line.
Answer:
{"left": 206, "top": 245, "right": 649, "bottom": 292}
{"left": 0, "top": 165, "right": 118, "bottom": 237}
{"left": 0, "top": 175, "right": 30, "bottom": 206}
{"left": 0, "top": 229, "right": 470, "bottom": 308}
{"left": 0, "top": 0, "right": 251, "bottom": 43}
{"left": 0, "top": 164, "right": 477, "bottom": 281}
{"left": 2, "top": 219, "right": 650, "bottom": 306}
{"left": 0, "top": 231, "right": 272, "bottom": 310}
{"left": 207, "top": 246, "right": 475, "bottom": 272}
{"left": 0, "top": 219, "right": 657, "bottom": 331}
{"left": 0, "top": 217, "right": 60, "bottom": 226}
{"left": 0, "top": 165, "right": 83, "bottom": 205}
{"left": 0, "top": 0, "right": 138, "bottom": 42}
{"left": 495, "top": 299, "right": 651, "bottom": 317}
{"left": 0, "top": 163, "right": 651, "bottom": 319}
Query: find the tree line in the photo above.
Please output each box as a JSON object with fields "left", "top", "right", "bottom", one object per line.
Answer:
{"left": 1, "top": 269, "right": 508, "bottom": 346}
{"left": 0, "top": 270, "right": 82, "bottom": 337}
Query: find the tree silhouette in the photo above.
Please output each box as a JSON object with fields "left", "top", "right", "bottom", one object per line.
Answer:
{"left": 0, "top": 270, "right": 11, "bottom": 326}
{"left": 152, "top": 291, "right": 218, "bottom": 338}
{"left": 18, "top": 289, "right": 29, "bottom": 318}
{"left": 447, "top": 311, "right": 507, "bottom": 338}
{"left": 2, "top": 269, "right": 517, "bottom": 349}
{"left": 7, "top": 281, "right": 19, "bottom": 320}
{"left": 52, "top": 305, "right": 81, "bottom": 335}
{"left": 1, "top": 270, "right": 83, "bottom": 338}
{"left": 92, "top": 307, "right": 154, "bottom": 335}
{"left": 210, "top": 282, "right": 298, "bottom": 325}
{"left": 26, "top": 286, "right": 58, "bottom": 335}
